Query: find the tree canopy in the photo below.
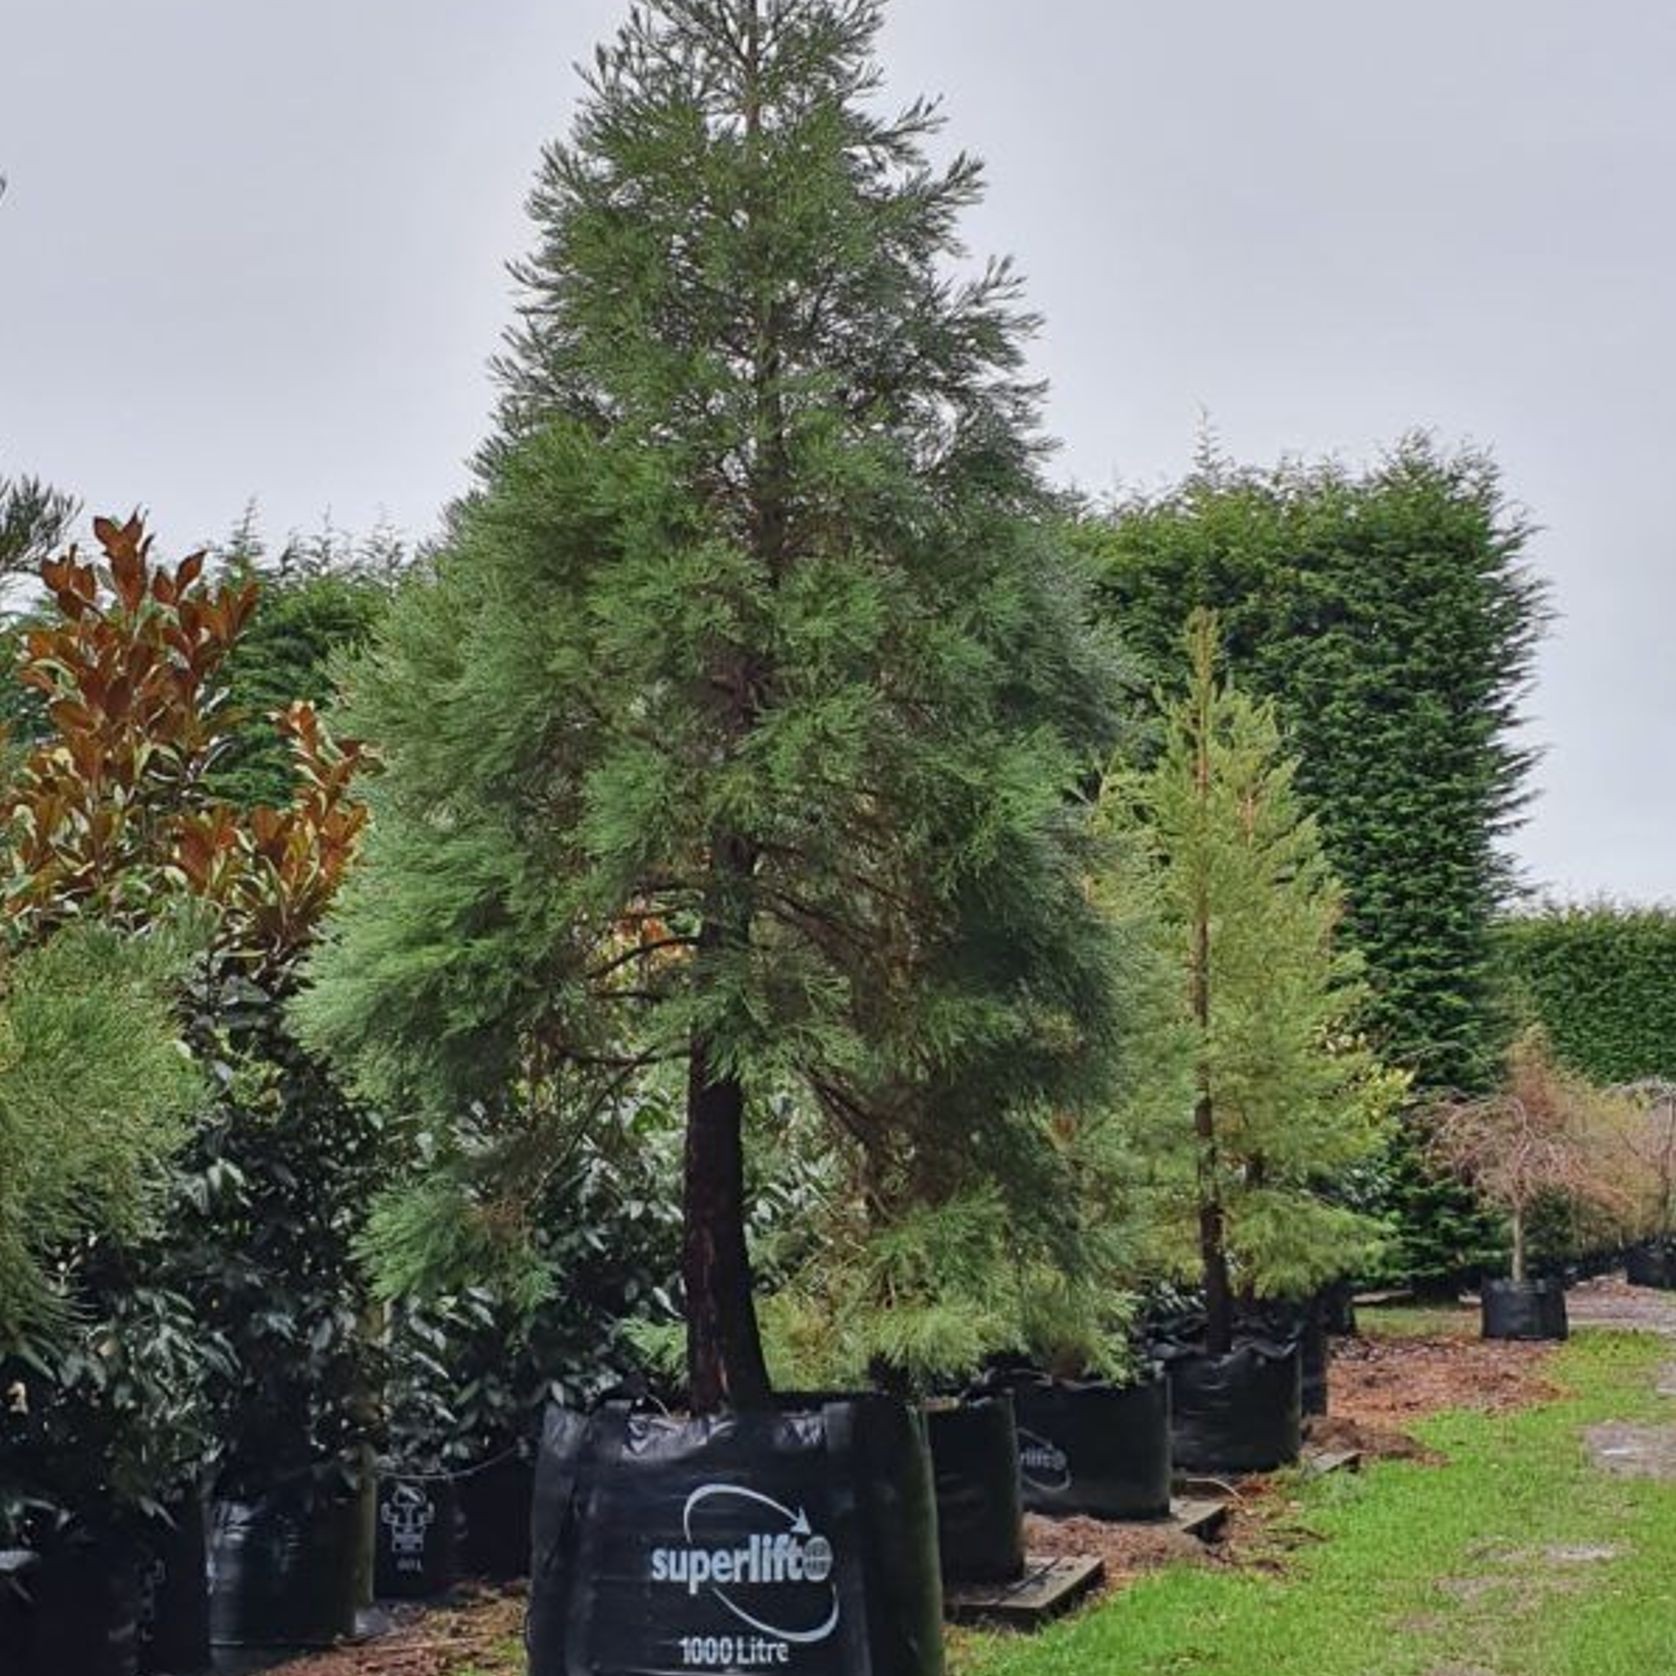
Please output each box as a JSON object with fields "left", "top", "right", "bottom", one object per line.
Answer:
{"left": 300, "top": 0, "right": 1130, "bottom": 1410}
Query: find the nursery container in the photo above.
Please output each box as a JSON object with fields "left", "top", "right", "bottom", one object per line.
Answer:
{"left": 456, "top": 1446, "right": 536, "bottom": 1581}
{"left": 1003, "top": 1371, "right": 1172, "bottom": 1521}
{"left": 208, "top": 1484, "right": 363, "bottom": 1649}
{"left": 1164, "top": 1340, "right": 1303, "bottom": 1475}
{"left": 138, "top": 1489, "right": 211, "bottom": 1676}
{"left": 374, "top": 1474, "right": 461, "bottom": 1600}
{"left": 1318, "top": 1279, "right": 1358, "bottom": 1338}
{"left": 925, "top": 1393, "right": 1024, "bottom": 1582}
{"left": 1626, "top": 1242, "right": 1676, "bottom": 1291}
{"left": 1480, "top": 1277, "right": 1568, "bottom": 1342}
{"left": 11, "top": 1527, "right": 144, "bottom": 1676}
{"left": 1, "top": 1550, "right": 38, "bottom": 1674}
{"left": 528, "top": 1394, "right": 943, "bottom": 1676}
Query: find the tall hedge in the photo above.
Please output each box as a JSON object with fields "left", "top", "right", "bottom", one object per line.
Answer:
{"left": 1499, "top": 904, "right": 1676, "bottom": 1083}
{"left": 1086, "top": 435, "right": 1549, "bottom": 1286}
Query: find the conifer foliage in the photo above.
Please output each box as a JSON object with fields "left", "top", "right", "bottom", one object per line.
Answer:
{"left": 1088, "top": 439, "right": 1547, "bottom": 1286}
{"left": 1110, "top": 613, "right": 1402, "bottom": 1353}
{"left": 301, "top": 0, "right": 1124, "bottom": 1411}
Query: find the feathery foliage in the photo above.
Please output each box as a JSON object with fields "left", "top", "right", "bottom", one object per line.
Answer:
{"left": 0, "top": 925, "right": 199, "bottom": 1348}
{"left": 300, "top": 0, "right": 1127, "bottom": 1409}
{"left": 1085, "top": 436, "right": 1547, "bottom": 1287}
{"left": 1108, "top": 612, "right": 1403, "bottom": 1351}
{"left": 1498, "top": 902, "right": 1676, "bottom": 1084}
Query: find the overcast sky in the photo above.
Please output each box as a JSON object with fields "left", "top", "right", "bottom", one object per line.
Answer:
{"left": 3, "top": 1, "right": 1672, "bottom": 903}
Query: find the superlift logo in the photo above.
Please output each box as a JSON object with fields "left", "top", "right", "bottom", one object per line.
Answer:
{"left": 651, "top": 1484, "right": 840, "bottom": 1667}
{"left": 1017, "top": 1428, "right": 1072, "bottom": 1493}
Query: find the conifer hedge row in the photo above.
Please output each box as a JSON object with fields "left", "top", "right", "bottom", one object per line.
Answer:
{"left": 1499, "top": 903, "right": 1676, "bottom": 1083}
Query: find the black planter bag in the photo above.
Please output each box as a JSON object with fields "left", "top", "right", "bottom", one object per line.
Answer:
{"left": 1626, "top": 1242, "right": 1676, "bottom": 1291}
{"left": 139, "top": 1490, "right": 211, "bottom": 1675}
{"left": 529, "top": 1395, "right": 943, "bottom": 1676}
{"left": 207, "top": 1486, "right": 362, "bottom": 1649}
{"left": 924, "top": 1395, "right": 1023, "bottom": 1582}
{"left": 374, "top": 1475, "right": 461, "bottom": 1600}
{"left": 1481, "top": 1277, "right": 1568, "bottom": 1342}
{"left": 1, "top": 1550, "right": 39, "bottom": 1675}
{"left": 1001, "top": 1373, "right": 1172, "bottom": 1521}
{"left": 1164, "top": 1341, "right": 1302, "bottom": 1476}
{"left": 1236, "top": 1301, "right": 1329, "bottom": 1418}
{"left": 13, "top": 1529, "right": 143, "bottom": 1676}
{"left": 1318, "top": 1280, "right": 1358, "bottom": 1338}
{"left": 457, "top": 1447, "right": 536, "bottom": 1581}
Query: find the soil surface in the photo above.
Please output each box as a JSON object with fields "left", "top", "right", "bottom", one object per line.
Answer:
{"left": 1326, "top": 1325, "right": 1558, "bottom": 1429}
{"left": 1021, "top": 1509, "right": 1220, "bottom": 1587}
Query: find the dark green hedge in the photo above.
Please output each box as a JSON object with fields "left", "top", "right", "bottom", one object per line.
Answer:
{"left": 1498, "top": 903, "right": 1676, "bottom": 1083}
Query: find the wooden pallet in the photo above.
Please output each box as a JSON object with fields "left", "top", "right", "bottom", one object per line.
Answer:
{"left": 1302, "top": 1447, "right": 1363, "bottom": 1478}
{"left": 944, "top": 1554, "right": 1106, "bottom": 1628}
{"left": 1170, "top": 1496, "right": 1230, "bottom": 1541}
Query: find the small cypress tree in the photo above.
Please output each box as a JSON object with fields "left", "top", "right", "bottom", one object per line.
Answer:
{"left": 1111, "top": 613, "right": 1402, "bottom": 1353}
{"left": 300, "top": 0, "right": 1125, "bottom": 1413}
{"left": 1086, "top": 438, "right": 1547, "bottom": 1287}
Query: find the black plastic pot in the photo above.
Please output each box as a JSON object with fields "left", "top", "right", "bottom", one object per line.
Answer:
{"left": 1626, "top": 1242, "right": 1676, "bottom": 1291}
{"left": 925, "top": 1394, "right": 1024, "bottom": 1583}
{"left": 1004, "top": 1372, "right": 1172, "bottom": 1521}
{"left": 1164, "top": 1341, "right": 1303, "bottom": 1476}
{"left": 456, "top": 1447, "right": 535, "bottom": 1582}
{"left": 207, "top": 1486, "right": 363, "bottom": 1649}
{"left": 1, "top": 1550, "right": 39, "bottom": 1674}
{"left": 1481, "top": 1277, "right": 1568, "bottom": 1342}
{"left": 139, "top": 1490, "right": 211, "bottom": 1675}
{"left": 374, "top": 1475, "right": 461, "bottom": 1600}
{"left": 11, "top": 1528, "right": 144, "bottom": 1676}
{"left": 1318, "top": 1280, "right": 1358, "bottom": 1338}
{"left": 529, "top": 1395, "right": 943, "bottom": 1676}
{"left": 1238, "top": 1300, "right": 1329, "bottom": 1418}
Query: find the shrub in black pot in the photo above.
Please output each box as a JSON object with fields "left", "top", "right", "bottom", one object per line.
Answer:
{"left": 924, "top": 1393, "right": 1024, "bottom": 1582}
{"left": 1480, "top": 1276, "right": 1568, "bottom": 1342}
{"left": 529, "top": 1396, "right": 941, "bottom": 1676}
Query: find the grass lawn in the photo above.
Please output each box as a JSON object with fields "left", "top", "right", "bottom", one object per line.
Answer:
{"left": 957, "top": 1329, "right": 1676, "bottom": 1676}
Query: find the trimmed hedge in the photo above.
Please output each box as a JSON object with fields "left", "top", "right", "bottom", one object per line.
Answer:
{"left": 1498, "top": 903, "right": 1676, "bottom": 1083}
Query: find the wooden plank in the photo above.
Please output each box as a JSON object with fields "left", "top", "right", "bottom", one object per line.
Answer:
{"left": 1302, "top": 1447, "right": 1363, "bottom": 1479}
{"left": 944, "top": 1555, "right": 1105, "bottom": 1628}
{"left": 1170, "top": 1497, "right": 1229, "bottom": 1542}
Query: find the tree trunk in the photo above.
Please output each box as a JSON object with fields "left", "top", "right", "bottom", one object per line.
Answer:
{"left": 1189, "top": 627, "right": 1233, "bottom": 1355}
{"left": 683, "top": 1038, "right": 772, "bottom": 1412}
{"left": 1510, "top": 1201, "right": 1526, "bottom": 1285}
{"left": 1198, "top": 1091, "right": 1235, "bottom": 1355}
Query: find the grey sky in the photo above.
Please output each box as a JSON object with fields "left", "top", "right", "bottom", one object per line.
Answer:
{"left": 2, "top": 1, "right": 1671, "bottom": 903}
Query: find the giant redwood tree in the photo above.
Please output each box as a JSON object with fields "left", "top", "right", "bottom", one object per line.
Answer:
{"left": 300, "top": 0, "right": 1126, "bottom": 1412}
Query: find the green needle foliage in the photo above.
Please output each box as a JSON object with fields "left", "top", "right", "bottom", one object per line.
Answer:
{"left": 0, "top": 924, "right": 200, "bottom": 1348}
{"left": 1085, "top": 436, "right": 1547, "bottom": 1287}
{"left": 0, "top": 470, "right": 76, "bottom": 583}
{"left": 1108, "top": 613, "right": 1403, "bottom": 1351}
{"left": 300, "top": 0, "right": 1127, "bottom": 1410}
{"left": 1498, "top": 902, "right": 1676, "bottom": 1084}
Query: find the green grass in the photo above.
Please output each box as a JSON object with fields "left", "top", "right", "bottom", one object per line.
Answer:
{"left": 959, "top": 1331, "right": 1676, "bottom": 1676}
{"left": 1355, "top": 1301, "right": 1477, "bottom": 1339}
